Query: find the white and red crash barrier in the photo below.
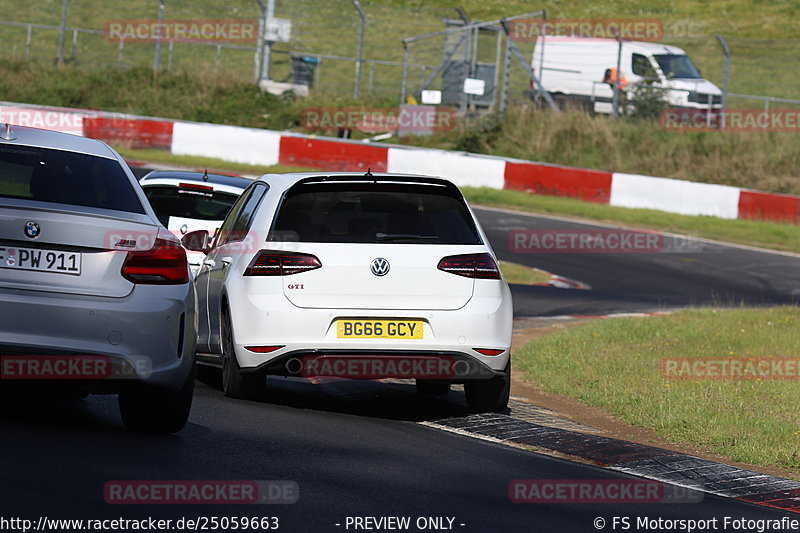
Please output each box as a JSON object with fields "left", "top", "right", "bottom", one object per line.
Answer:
{"left": 1, "top": 101, "right": 797, "bottom": 224}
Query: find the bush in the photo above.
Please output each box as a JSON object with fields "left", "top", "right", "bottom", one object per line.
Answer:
{"left": 626, "top": 83, "right": 669, "bottom": 121}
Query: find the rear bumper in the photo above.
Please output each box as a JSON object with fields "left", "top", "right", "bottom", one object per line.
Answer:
{"left": 229, "top": 349, "right": 505, "bottom": 382}
{"left": 0, "top": 283, "right": 196, "bottom": 392}
{"left": 224, "top": 282, "right": 513, "bottom": 374}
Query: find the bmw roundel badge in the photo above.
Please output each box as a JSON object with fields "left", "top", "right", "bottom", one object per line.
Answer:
{"left": 24, "top": 221, "right": 40, "bottom": 239}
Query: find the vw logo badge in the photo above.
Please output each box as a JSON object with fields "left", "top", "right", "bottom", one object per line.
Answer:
{"left": 24, "top": 221, "right": 40, "bottom": 239}
{"left": 370, "top": 257, "right": 390, "bottom": 277}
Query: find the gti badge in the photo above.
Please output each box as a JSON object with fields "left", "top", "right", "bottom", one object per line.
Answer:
{"left": 24, "top": 221, "right": 40, "bottom": 239}
{"left": 370, "top": 257, "right": 390, "bottom": 277}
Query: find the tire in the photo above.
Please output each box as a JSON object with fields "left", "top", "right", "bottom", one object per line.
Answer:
{"left": 464, "top": 362, "right": 510, "bottom": 413}
{"left": 119, "top": 367, "right": 194, "bottom": 433}
{"left": 416, "top": 380, "right": 451, "bottom": 396}
{"left": 221, "top": 309, "right": 262, "bottom": 399}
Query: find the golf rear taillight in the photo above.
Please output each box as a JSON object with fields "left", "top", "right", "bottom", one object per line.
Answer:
{"left": 245, "top": 345, "right": 284, "bottom": 353}
{"left": 121, "top": 238, "right": 189, "bottom": 284}
{"left": 473, "top": 348, "right": 505, "bottom": 356}
{"left": 437, "top": 253, "right": 501, "bottom": 280}
{"left": 244, "top": 251, "right": 322, "bottom": 276}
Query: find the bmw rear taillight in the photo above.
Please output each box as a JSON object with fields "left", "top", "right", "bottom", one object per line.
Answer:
{"left": 121, "top": 238, "right": 189, "bottom": 284}
{"left": 244, "top": 251, "right": 322, "bottom": 276}
{"left": 437, "top": 253, "right": 501, "bottom": 280}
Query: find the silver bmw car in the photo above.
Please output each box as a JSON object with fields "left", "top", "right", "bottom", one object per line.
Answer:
{"left": 0, "top": 124, "right": 196, "bottom": 433}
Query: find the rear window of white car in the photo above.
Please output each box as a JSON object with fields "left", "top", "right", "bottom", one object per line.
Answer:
{"left": 0, "top": 144, "right": 144, "bottom": 214}
{"left": 270, "top": 182, "right": 482, "bottom": 244}
{"left": 142, "top": 186, "right": 240, "bottom": 227}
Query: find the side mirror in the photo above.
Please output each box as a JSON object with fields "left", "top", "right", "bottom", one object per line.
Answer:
{"left": 181, "top": 230, "right": 210, "bottom": 253}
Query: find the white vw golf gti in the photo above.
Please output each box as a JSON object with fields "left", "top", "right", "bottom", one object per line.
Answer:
{"left": 184, "top": 172, "right": 512, "bottom": 412}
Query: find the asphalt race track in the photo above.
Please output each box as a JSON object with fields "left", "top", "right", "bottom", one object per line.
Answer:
{"left": 2, "top": 173, "right": 799, "bottom": 531}
{"left": 1, "top": 380, "right": 797, "bottom": 532}
{"left": 475, "top": 206, "right": 800, "bottom": 317}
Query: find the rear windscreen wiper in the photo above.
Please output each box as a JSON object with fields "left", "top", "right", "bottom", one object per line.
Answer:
{"left": 375, "top": 233, "right": 437, "bottom": 241}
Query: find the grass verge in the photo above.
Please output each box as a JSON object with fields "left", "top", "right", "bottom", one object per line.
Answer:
{"left": 513, "top": 307, "right": 800, "bottom": 475}
{"left": 115, "top": 147, "right": 316, "bottom": 176}
{"left": 499, "top": 261, "right": 552, "bottom": 285}
{"left": 463, "top": 187, "right": 800, "bottom": 253}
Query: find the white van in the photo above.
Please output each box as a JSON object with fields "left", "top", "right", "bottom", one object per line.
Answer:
{"left": 531, "top": 37, "right": 722, "bottom": 114}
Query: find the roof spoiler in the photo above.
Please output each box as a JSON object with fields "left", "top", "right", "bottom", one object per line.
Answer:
{"left": 293, "top": 174, "right": 459, "bottom": 192}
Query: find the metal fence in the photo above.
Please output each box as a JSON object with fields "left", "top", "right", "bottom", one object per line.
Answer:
{"left": 0, "top": 0, "right": 460, "bottom": 102}
{"left": 0, "top": 0, "right": 798, "bottom": 109}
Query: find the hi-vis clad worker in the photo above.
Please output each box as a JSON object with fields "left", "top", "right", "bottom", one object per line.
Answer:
{"left": 603, "top": 67, "right": 629, "bottom": 115}
{"left": 603, "top": 67, "right": 629, "bottom": 90}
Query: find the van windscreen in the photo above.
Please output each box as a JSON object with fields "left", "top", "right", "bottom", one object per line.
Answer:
{"left": 653, "top": 54, "right": 701, "bottom": 79}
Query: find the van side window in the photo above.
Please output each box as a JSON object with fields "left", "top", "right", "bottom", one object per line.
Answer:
{"left": 632, "top": 54, "right": 658, "bottom": 80}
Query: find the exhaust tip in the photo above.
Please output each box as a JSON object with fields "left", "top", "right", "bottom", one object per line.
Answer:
{"left": 285, "top": 358, "right": 303, "bottom": 375}
{"left": 452, "top": 360, "right": 471, "bottom": 377}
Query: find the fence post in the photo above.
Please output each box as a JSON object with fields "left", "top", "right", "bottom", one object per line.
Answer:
{"left": 25, "top": 24, "right": 32, "bottom": 59}
{"left": 259, "top": 0, "right": 276, "bottom": 81}
{"left": 70, "top": 29, "right": 77, "bottom": 61}
{"left": 253, "top": 0, "right": 265, "bottom": 83}
{"left": 369, "top": 61, "right": 375, "bottom": 94}
{"left": 400, "top": 43, "right": 409, "bottom": 104}
{"left": 715, "top": 34, "right": 730, "bottom": 128}
{"left": 154, "top": 0, "right": 165, "bottom": 72}
{"left": 536, "top": 10, "right": 548, "bottom": 102}
{"left": 492, "top": 27, "right": 502, "bottom": 109}
{"left": 499, "top": 29, "right": 511, "bottom": 112}
{"left": 459, "top": 27, "right": 472, "bottom": 112}
{"left": 612, "top": 31, "right": 623, "bottom": 117}
{"left": 117, "top": 35, "right": 125, "bottom": 63}
{"left": 56, "top": 0, "right": 68, "bottom": 67}
{"left": 352, "top": 0, "right": 365, "bottom": 99}
{"left": 314, "top": 54, "right": 322, "bottom": 87}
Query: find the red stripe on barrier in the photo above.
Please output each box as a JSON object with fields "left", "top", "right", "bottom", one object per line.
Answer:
{"left": 279, "top": 137, "right": 388, "bottom": 172}
{"left": 83, "top": 117, "right": 173, "bottom": 150}
{"left": 504, "top": 162, "right": 612, "bottom": 204}
{"left": 737, "top": 190, "right": 799, "bottom": 224}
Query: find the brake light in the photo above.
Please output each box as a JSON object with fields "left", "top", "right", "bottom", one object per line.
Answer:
{"left": 244, "top": 251, "right": 322, "bottom": 276}
{"left": 245, "top": 346, "right": 284, "bottom": 353}
{"left": 121, "top": 238, "right": 189, "bottom": 284}
{"left": 179, "top": 182, "right": 214, "bottom": 191}
{"left": 473, "top": 348, "right": 505, "bottom": 356}
{"left": 437, "top": 253, "right": 501, "bottom": 280}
